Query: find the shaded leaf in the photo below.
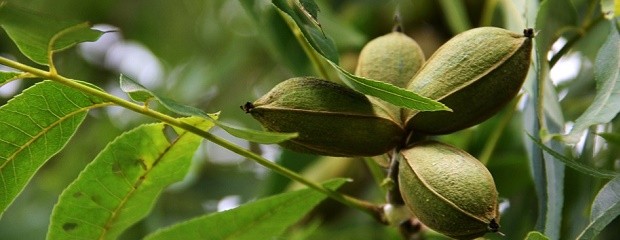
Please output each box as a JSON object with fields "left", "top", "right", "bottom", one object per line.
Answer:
{"left": 297, "top": 0, "right": 320, "bottom": 22}
{"left": 0, "top": 71, "right": 22, "bottom": 85}
{"left": 541, "top": 132, "right": 565, "bottom": 240}
{"left": 272, "top": 0, "right": 338, "bottom": 63}
{"left": 599, "top": 132, "right": 620, "bottom": 146}
{"left": 525, "top": 231, "right": 550, "bottom": 240}
{"left": 272, "top": 3, "right": 450, "bottom": 112}
{"left": 437, "top": 0, "right": 472, "bottom": 34}
{"left": 238, "top": 0, "right": 313, "bottom": 75}
{"left": 535, "top": 0, "right": 577, "bottom": 55}
{"left": 576, "top": 176, "right": 620, "bottom": 239}
{"left": 523, "top": 51, "right": 566, "bottom": 240}
{"left": 0, "top": 2, "right": 103, "bottom": 65}
{"left": 531, "top": 0, "right": 574, "bottom": 237}
{"left": 119, "top": 74, "right": 297, "bottom": 144}
{"left": 144, "top": 179, "right": 348, "bottom": 240}
{"left": 47, "top": 117, "right": 213, "bottom": 240}
{"left": 565, "top": 25, "right": 620, "bottom": 143}
{"left": 0, "top": 80, "right": 109, "bottom": 217}
{"left": 527, "top": 133, "right": 618, "bottom": 179}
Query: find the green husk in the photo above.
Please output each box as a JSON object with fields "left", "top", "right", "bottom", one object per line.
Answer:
{"left": 355, "top": 31, "right": 425, "bottom": 88}
{"left": 399, "top": 141, "right": 499, "bottom": 239}
{"left": 245, "top": 77, "right": 404, "bottom": 157}
{"left": 403, "top": 27, "right": 533, "bottom": 135}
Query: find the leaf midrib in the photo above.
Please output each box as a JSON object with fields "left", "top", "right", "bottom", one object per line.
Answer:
{"left": 0, "top": 102, "right": 111, "bottom": 203}
{"left": 97, "top": 127, "right": 190, "bottom": 240}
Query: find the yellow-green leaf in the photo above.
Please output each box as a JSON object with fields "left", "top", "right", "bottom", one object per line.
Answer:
{"left": 47, "top": 117, "right": 213, "bottom": 240}
{"left": 0, "top": 80, "right": 109, "bottom": 218}
{"left": 0, "top": 2, "right": 103, "bottom": 65}
{"left": 144, "top": 179, "right": 347, "bottom": 240}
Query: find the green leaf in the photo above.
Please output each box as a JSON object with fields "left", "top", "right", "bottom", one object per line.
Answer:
{"left": 0, "top": 2, "right": 103, "bottom": 65}
{"left": 118, "top": 73, "right": 155, "bottom": 102}
{"left": 119, "top": 74, "right": 297, "bottom": 144}
{"left": 576, "top": 176, "right": 620, "bottom": 239}
{"left": 438, "top": 0, "right": 472, "bottom": 34}
{"left": 329, "top": 62, "right": 451, "bottom": 112}
{"left": 271, "top": 2, "right": 450, "bottom": 112}
{"left": 525, "top": 231, "right": 550, "bottom": 240}
{"left": 523, "top": 47, "right": 566, "bottom": 240}
{"left": 527, "top": 133, "right": 619, "bottom": 179}
{"left": 0, "top": 80, "right": 109, "bottom": 218}
{"left": 215, "top": 121, "right": 298, "bottom": 144}
{"left": 272, "top": 0, "right": 338, "bottom": 63}
{"left": 47, "top": 117, "right": 213, "bottom": 240}
{"left": 531, "top": 1, "right": 575, "bottom": 237}
{"left": 535, "top": 0, "right": 577, "bottom": 55}
{"left": 238, "top": 0, "right": 313, "bottom": 76}
{"left": 0, "top": 71, "right": 22, "bottom": 85}
{"left": 599, "top": 132, "right": 620, "bottom": 146}
{"left": 297, "top": 0, "right": 320, "bottom": 22}
{"left": 565, "top": 25, "right": 620, "bottom": 143}
{"left": 144, "top": 178, "right": 347, "bottom": 240}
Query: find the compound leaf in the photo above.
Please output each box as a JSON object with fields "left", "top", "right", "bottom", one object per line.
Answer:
{"left": 0, "top": 80, "right": 109, "bottom": 217}
{"left": 47, "top": 117, "right": 213, "bottom": 240}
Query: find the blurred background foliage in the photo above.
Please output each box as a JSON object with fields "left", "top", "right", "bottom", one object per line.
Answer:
{"left": 0, "top": 0, "right": 618, "bottom": 239}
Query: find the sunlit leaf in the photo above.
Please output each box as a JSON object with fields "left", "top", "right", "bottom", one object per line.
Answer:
{"left": 0, "top": 80, "right": 109, "bottom": 218}
{"left": 144, "top": 178, "right": 348, "bottom": 240}
{"left": 215, "top": 121, "right": 298, "bottom": 144}
{"left": 119, "top": 74, "right": 297, "bottom": 144}
{"left": 527, "top": 133, "right": 618, "bottom": 179}
{"left": 47, "top": 117, "right": 213, "bottom": 240}
{"left": 118, "top": 73, "right": 154, "bottom": 102}
{"left": 0, "top": 71, "right": 22, "bottom": 85}
{"left": 525, "top": 231, "right": 550, "bottom": 240}
{"left": 565, "top": 25, "right": 620, "bottom": 143}
{"left": 600, "top": 0, "right": 616, "bottom": 19}
{"left": 272, "top": 2, "right": 450, "bottom": 112}
{"left": 576, "top": 176, "right": 620, "bottom": 239}
{"left": 0, "top": 2, "right": 103, "bottom": 65}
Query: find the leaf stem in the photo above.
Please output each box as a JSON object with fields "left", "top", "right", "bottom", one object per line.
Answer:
{"left": 281, "top": 11, "right": 331, "bottom": 81}
{"left": 386, "top": 150, "right": 404, "bottom": 206}
{"left": 0, "top": 55, "right": 384, "bottom": 222}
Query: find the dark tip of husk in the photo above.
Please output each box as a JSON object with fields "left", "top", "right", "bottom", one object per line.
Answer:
{"left": 240, "top": 102, "right": 254, "bottom": 113}
{"left": 523, "top": 28, "right": 535, "bottom": 38}
{"left": 488, "top": 218, "right": 500, "bottom": 232}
